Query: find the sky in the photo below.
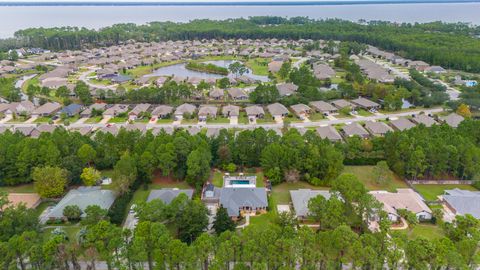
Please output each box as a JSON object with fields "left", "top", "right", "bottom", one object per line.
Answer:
{"left": 0, "top": 0, "right": 388, "bottom": 2}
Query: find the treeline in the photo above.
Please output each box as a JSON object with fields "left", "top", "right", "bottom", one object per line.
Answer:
{"left": 185, "top": 61, "right": 228, "bottom": 75}
{"left": 1, "top": 174, "right": 479, "bottom": 270}
{"left": 7, "top": 18, "right": 480, "bottom": 72}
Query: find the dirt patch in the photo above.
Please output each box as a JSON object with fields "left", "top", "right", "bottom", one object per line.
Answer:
{"left": 152, "top": 170, "right": 178, "bottom": 185}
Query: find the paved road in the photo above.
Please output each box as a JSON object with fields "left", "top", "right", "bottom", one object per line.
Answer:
{"left": 78, "top": 67, "right": 118, "bottom": 90}
{"left": 0, "top": 107, "right": 443, "bottom": 130}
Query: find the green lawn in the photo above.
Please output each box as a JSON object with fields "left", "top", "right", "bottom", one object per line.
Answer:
{"left": 34, "top": 201, "right": 54, "bottom": 218}
{"left": 414, "top": 184, "right": 477, "bottom": 201}
{"left": 126, "top": 60, "right": 184, "bottom": 77}
{"left": 309, "top": 112, "right": 325, "bottom": 121}
{"left": 271, "top": 182, "right": 329, "bottom": 205}
{"left": 85, "top": 116, "right": 103, "bottom": 124}
{"left": 0, "top": 183, "right": 36, "bottom": 193}
{"left": 249, "top": 197, "right": 277, "bottom": 229}
{"left": 207, "top": 117, "right": 230, "bottom": 124}
{"left": 109, "top": 117, "right": 128, "bottom": 123}
{"left": 342, "top": 165, "right": 408, "bottom": 192}
{"left": 357, "top": 109, "right": 373, "bottom": 117}
{"left": 256, "top": 114, "right": 275, "bottom": 124}
{"left": 157, "top": 118, "right": 173, "bottom": 124}
{"left": 34, "top": 116, "right": 52, "bottom": 123}
{"left": 181, "top": 118, "right": 198, "bottom": 124}
{"left": 396, "top": 224, "right": 445, "bottom": 240}
{"left": 238, "top": 112, "right": 249, "bottom": 124}
{"left": 42, "top": 226, "right": 82, "bottom": 242}
{"left": 244, "top": 58, "right": 270, "bottom": 76}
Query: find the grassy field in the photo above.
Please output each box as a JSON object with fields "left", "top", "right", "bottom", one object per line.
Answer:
{"left": 0, "top": 183, "right": 36, "bottom": 193}
{"left": 357, "top": 109, "right": 373, "bottom": 117}
{"left": 309, "top": 112, "right": 325, "bottom": 121}
{"left": 157, "top": 118, "right": 173, "bottom": 124}
{"left": 207, "top": 117, "right": 230, "bottom": 124}
{"left": 245, "top": 58, "right": 270, "bottom": 76}
{"left": 396, "top": 224, "right": 445, "bottom": 240}
{"left": 108, "top": 116, "right": 128, "bottom": 123}
{"left": 34, "top": 116, "right": 52, "bottom": 123}
{"left": 127, "top": 60, "right": 184, "bottom": 77}
{"left": 256, "top": 114, "right": 275, "bottom": 124}
{"left": 238, "top": 112, "right": 249, "bottom": 124}
{"left": 271, "top": 182, "right": 329, "bottom": 205}
{"left": 414, "top": 184, "right": 477, "bottom": 201}
{"left": 342, "top": 165, "right": 408, "bottom": 192}
{"left": 85, "top": 116, "right": 103, "bottom": 123}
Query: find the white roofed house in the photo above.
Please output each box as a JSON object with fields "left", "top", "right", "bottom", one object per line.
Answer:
{"left": 198, "top": 105, "right": 218, "bottom": 122}
{"left": 290, "top": 104, "right": 311, "bottom": 120}
{"left": 128, "top": 103, "right": 151, "bottom": 121}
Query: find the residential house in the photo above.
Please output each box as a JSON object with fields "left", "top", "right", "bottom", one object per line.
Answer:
{"left": 222, "top": 105, "right": 240, "bottom": 118}
{"left": 316, "top": 126, "right": 343, "bottom": 142}
{"left": 330, "top": 99, "right": 356, "bottom": 111}
{"left": 441, "top": 189, "right": 480, "bottom": 219}
{"left": 290, "top": 104, "right": 311, "bottom": 120}
{"left": 151, "top": 105, "right": 174, "bottom": 119}
{"left": 128, "top": 103, "right": 151, "bottom": 121}
{"left": 80, "top": 103, "right": 107, "bottom": 118}
{"left": 14, "top": 126, "right": 36, "bottom": 136}
{"left": 351, "top": 97, "right": 381, "bottom": 112}
{"left": 411, "top": 114, "right": 437, "bottom": 127}
{"left": 276, "top": 83, "right": 298, "bottom": 97}
{"left": 309, "top": 100, "right": 338, "bottom": 115}
{"left": 268, "top": 61, "right": 283, "bottom": 73}
{"left": 31, "top": 102, "right": 62, "bottom": 117}
{"left": 364, "top": 121, "right": 393, "bottom": 137}
{"left": 370, "top": 189, "right": 432, "bottom": 222}
{"left": 103, "top": 104, "right": 129, "bottom": 117}
{"left": 390, "top": 118, "right": 416, "bottom": 131}
{"left": 174, "top": 103, "right": 196, "bottom": 119}
{"left": 342, "top": 123, "right": 370, "bottom": 138}
{"left": 267, "top": 103, "right": 289, "bottom": 118}
{"left": 198, "top": 105, "right": 218, "bottom": 121}
{"left": 245, "top": 105, "right": 265, "bottom": 120}
{"left": 440, "top": 113, "right": 464, "bottom": 128}
{"left": 147, "top": 189, "right": 194, "bottom": 204}
{"left": 290, "top": 189, "right": 332, "bottom": 219}
{"left": 42, "top": 187, "right": 116, "bottom": 222}
{"left": 312, "top": 63, "right": 336, "bottom": 80}
{"left": 57, "top": 103, "right": 84, "bottom": 117}
{"left": 227, "top": 88, "right": 248, "bottom": 100}
{"left": 425, "top": 66, "right": 446, "bottom": 74}
{"left": 0, "top": 100, "right": 35, "bottom": 117}
{"left": 209, "top": 88, "right": 225, "bottom": 100}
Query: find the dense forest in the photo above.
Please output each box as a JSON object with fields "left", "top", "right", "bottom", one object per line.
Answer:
{"left": 4, "top": 17, "right": 480, "bottom": 72}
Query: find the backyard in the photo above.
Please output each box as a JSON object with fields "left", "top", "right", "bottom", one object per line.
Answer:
{"left": 413, "top": 184, "right": 478, "bottom": 201}
{"left": 342, "top": 165, "right": 408, "bottom": 192}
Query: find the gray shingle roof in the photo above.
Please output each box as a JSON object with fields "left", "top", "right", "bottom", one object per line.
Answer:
{"left": 219, "top": 188, "right": 268, "bottom": 217}
{"left": 364, "top": 121, "right": 393, "bottom": 136}
{"left": 222, "top": 105, "right": 240, "bottom": 117}
{"left": 342, "top": 123, "right": 369, "bottom": 138}
{"left": 309, "top": 100, "right": 337, "bottom": 112}
{"left": 45, "top": 187, "right": 116, "bottom": 219}
{"left": 267, "top": 103, "right": 289, "bottom": 116}
{"left": 316, "top": 126, "right": 342, "bottom": 141}
{"left": 412, "top": 114, "right": 437, "bottom": 127}
{"left": 390, "top": 118, "right": 416, "bottom": 131}
{"left": 245, "top": 105, "right": 264, "bottom": 116}
{"left": 290, "top": 189, "right": 332, "bottom": 217}
{"left": 443, "top": 189, "right": 480, "bottom": 218}
{"left": 147, "top": 189, "right": 194, "bottom": 204}
{"left": 441, "top": 113, "right": 464, "bottom": 128}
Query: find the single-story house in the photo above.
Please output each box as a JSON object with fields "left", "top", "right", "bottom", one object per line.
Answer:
{"left": 441, "top": 189, "right": 480, "bottom": 219}
{"left": 198, "top": 105, "right": 218, "bottom": 121}
{"left": 390, "top": 118, "right": 416, "bottom": 131}
{"left": 245, "top": 105, "right": 265, "bottom": 120}
{"left": 309, "top": 100, "right": 338, "bottom": 115}
{"left": 290, "top": 189, "right": 332, "bottom": 219}
{"left": 440, "top": 113, "right": 464, "bottom": 128}
{"left": 351, "top": 97, "right": 381, "bottom": 112}
{"left": 219, "top": 187, "right": 268, "bottom": 219}
{"left": 370, "top": 189, "right": 432, "bottom": 222}
{"left": 103, "top": 104, "right": 129, "bottom": 117}
{"left": 316, "top": 126, "right": 343, "bottom": 142}
{"left": 267, "top": 103, "right": 289, "bottom": 118}
{"left": 147, "top": 189, "right": 194, "bottom": 204}
{"left": 222, "top": 104, "right": 240, "bottom": 118}
{"left": 151, "top": 105, "right": 174, "bottom": 119}
{"left": 411, "top": 114, "right": 437, "bottom": 127}
{"left": 80, "top": 103, "right": 107, "bottom": 118}
{"left": 330, "top": 99, "right": 356, "bottom": 110}
{"left": 209, "top": 88, "right": 225, "bottom": 100}
{"left": 227, "top": 88, "right": 248, "bottom": 100}
{"left": 43, "top": 187, "right": 116, "bottom": 222}
{"left": 174, "top": 103, "right": 196, "bottom": 119}
{"left": 31, "top": 102, "right": 62, "bottom": 117}
{"left": 342, "top": 123, "right": 370, "bottom": 138}
{"left": 276, "top": 83, "right": 298, "bottom": 97}
{"left": 290, "top": 104, "right": 311, "bottom": 119}
{"left": 364, "top": 121, "right": 393, "bottom": 137}
{"left": 57, "top": 103, "right": 84, "bottom": 117}
{"left": 268, "top": 60, "right": 283, "bottom": 73}
{"left": 128, "top": 103, "right": 151, "bottom": 121}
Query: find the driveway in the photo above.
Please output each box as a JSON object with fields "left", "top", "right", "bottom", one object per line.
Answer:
{"left": 24, "top": 116, "right": 38, "bottom": 123}
{"left": 229, "top": 116, "right": 238, "bottom": 125}
{"left": 206, "top": 203, "right": 218, "bottom": 232}
{"left": 99, "top": 116, "right": 112, "bottom": 124}
{"left": 0, "top": 115, "right": 12, "bottom": 123}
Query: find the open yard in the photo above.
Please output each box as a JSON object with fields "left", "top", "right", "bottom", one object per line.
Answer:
{"left": 207, "top": 117, "right": 230, "bottom": 124}
{"left": 396, "top": 224, "right": 445, "bottom": 240}
{"left": 85, "top": 116, "right": 103, "bottom": 123}
{"left": 271, "top": 182, "right": 329, "bottom": 205}
{"left": 244, "top": 58, "right": 270, "bottom": 76}
{"left": 414, "top": 184, "right": 477, "bottom": 201}
{"left": 342, "top": 165, "right": 408, "bottom": 192}
{"left": 0, "top": 183, "right": 36, "bottom": 193}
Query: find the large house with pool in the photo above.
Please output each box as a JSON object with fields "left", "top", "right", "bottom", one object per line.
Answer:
{"left": 202, "top": 174, "right": 268, "bottom": 220}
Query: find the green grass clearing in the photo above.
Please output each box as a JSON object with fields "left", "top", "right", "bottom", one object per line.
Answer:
{"left": 396, "top": 224, "right": 445, "bottom": 241}
{"left": 342, "top": 165, "right": 408, "bottom": 192}
{"left": 414, "top": 184, "right": 477, "bottom": 201}
{"left": 207, "top": 117, "right": 230, "bottom": 124}
{"left": 85, "top": 116, "right": 103, "bottom": 123}
{"left": 0, "top": 183, "right": 36, "bottom": 193}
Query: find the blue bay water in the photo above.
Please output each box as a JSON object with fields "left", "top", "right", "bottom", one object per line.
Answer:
{"left": 0, "top": 2, "right": 479, "bottom": 38}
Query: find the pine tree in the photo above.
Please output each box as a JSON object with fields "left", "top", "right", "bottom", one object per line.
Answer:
{"left": 213, "top": 207, "right": 236, "bottom": 235}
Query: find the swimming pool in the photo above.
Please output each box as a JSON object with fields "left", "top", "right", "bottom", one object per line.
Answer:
{"left": 230, "top": 180, "right": 251, "bottom": 185}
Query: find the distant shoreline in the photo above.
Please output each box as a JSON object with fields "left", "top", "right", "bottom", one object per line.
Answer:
{"left": 0, "top": 0, "right": 479, "bottom": 6}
